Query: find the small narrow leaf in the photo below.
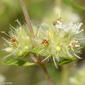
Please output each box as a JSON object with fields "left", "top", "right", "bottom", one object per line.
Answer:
{"left": 58, "top": 58, "right": 76, "bottom": 66}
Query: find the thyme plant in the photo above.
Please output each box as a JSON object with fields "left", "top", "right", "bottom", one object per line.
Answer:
{"left": 1, "top": 0, "right": 84, "bottom": 85}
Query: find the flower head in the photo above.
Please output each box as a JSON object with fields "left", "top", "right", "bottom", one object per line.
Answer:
{"left": 3, "top": 20, "right": 83, "bottom": 66}
{"left": 3, "top": 25, "right": 32, "bottom": 58}
{"left": 32, "top": 20, "right": 83, "bottom": 66}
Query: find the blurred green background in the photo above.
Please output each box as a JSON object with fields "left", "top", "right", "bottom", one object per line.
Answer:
{"left": 0, "top": 0, "right": 85, "bottom": 85}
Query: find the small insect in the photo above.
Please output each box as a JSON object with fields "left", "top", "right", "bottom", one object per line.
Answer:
{"left": 42, "top": 39, "right": 49, "bottom": 47}
{"left": 53, "top": 17, "right": 62, "bottom": 25}
{"left": 11, "top": 36, "right": 18, "bottom": 46}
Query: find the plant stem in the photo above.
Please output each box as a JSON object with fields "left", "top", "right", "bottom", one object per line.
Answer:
{"left": 20, "top": 0, "right": 35, "bottom": 39}
{"left": 30, "top": 53, "right": 53, "bottom": 85}
{"left": 20, "top": 0, "right": 53, "bottom": 85}
{"left": 39, "top": 63, "right": 54, "bottom": 85}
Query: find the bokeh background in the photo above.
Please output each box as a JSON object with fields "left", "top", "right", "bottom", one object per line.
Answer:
{"left": 0, "top": 0, "right": 85, "bottom": 85}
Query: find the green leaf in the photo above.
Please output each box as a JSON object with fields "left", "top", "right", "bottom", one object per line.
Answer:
{"left": 3, "top": 57, "right": 35, "bottom": 66}
{"left": 58, "top": 58, "right": 76, "bottom": 66}
{"left": 62, "top": 0, "right": 85, "bottom": 11}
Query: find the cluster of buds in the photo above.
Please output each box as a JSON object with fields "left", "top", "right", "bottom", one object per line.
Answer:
{"left": 3, "top": 19, "right": 83, "bottom": 66}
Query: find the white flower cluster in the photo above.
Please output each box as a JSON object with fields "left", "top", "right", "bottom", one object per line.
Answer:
{"left": 3, "top": 19, "right": 83, "bottom": 66}
{"left": 55, "top": 20, "right": 83, "bottom": 34}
